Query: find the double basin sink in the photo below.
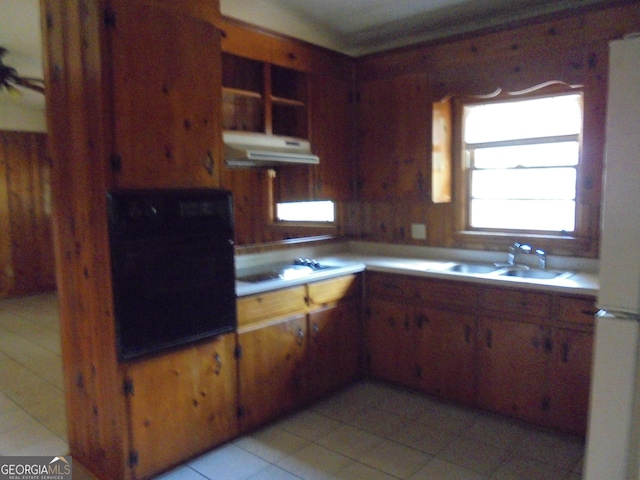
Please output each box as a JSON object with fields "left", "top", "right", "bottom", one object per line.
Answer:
{"left": 447, "top": 263, "right": 574, "bottom": 280}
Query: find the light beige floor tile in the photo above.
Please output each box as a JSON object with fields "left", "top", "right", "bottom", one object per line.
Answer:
{"left": 0, "top": 416, "right": 56, "bottom": 454}
{"left": 410, "top": 458, "right": 489, "bottom": 480}
{"left": 414, "top": 404, "right": 477, "bottom": 434}
{"left": 277, "top": 443, "right": 353, "bottom": 480}
{"left": 359, "top": 439, "right": 432, "bottom": 479}
{"left": 248, "top": 464, "right": 306, "bottom": 480}
{"left": 10, "top": 433, "right": 68, "bottom": 456}
{"left": 439, "top": 437, "right": 510, "bottom": 476}
{"left": 513, "top": 429, "right": 584, "bottom": 471}
{"left": 317, "top": 424, "right": 385, "bottom": 460}
{"left": 462, "top": 413, "right": 528, "bottom": 451}
{"left": 491, "top": 454, "right": 574, "bottom": 480}
{"left": 277, "top": 410, "right": 342, "bottom": 441}
{"left": 234, "top": 424, "right": 310, "bottom": 462}
{"left": 313, "top": 392, "right": 370, "bottom": 422}
{"left": 188, "top": 443, "right": 270, "bottom": 480}
{"left": 331, "top": 461, "right": 399, "bottom": 480}
{"left": 156, "top": 465, "right": 209, "bottom": 480}
{"left": 0, "top": 408, "right": 34, "bottom": 434}
{"left": 0, "top": 392, "right": 19, "bottom": 415}
{"left": 345, "top": 406, "right": 409, "bottom": 437}
{"left": 389, "top": 418, "right": 458, "bottom": 455}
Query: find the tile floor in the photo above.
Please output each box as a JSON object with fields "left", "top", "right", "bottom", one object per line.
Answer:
{"left": 0, "top": 293, "right": 585, "bottom": 480}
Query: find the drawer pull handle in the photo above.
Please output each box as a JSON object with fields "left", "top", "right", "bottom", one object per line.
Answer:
{"left": 464, "top": 325, "right": 472, "bottom": 345}
{"left": 486, "top": 329, "right": 493, "bottom": 349}
{"left": 562, "top": 342, "right": 570, "bottom": 363}
{"left": 214, "top": 353, "right": 222, "bottom": 375}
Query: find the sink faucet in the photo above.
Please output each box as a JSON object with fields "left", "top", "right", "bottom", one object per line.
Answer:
{"left": 535, "top": 248, "right": 547, "bottom": 270}
{"left": 507, "top": 242, "right": 532, "bottom": 266}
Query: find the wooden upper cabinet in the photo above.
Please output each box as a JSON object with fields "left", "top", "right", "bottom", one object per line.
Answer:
{"left": 309, "top": 74, "right": 354, "bottom": 201}
{"left": 222, "top": 53, "right": 309, "bottom": 139}
{"left": 109, "top": 0, "right": 222, "bottom": 188}
{"left": 356, "top": 72, "right": 431, "bottom": 201}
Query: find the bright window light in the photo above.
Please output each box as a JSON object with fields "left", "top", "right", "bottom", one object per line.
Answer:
{"left": 463, "top": 93, "right": 582, "bottom": 232}
{"left": 276, "top": 201, "right": 335, "bottom": 222}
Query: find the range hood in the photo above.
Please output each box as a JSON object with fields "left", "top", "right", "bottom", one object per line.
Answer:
{"left": 224, "top": 132, "right": 319, "bottom": 167}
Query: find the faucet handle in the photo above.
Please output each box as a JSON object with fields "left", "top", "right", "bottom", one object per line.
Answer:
{"left": 535, "top": 248, "right": 547, "bottom": 270}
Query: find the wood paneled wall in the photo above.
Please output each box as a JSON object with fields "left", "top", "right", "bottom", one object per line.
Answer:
{"left": 352, "top": 2, "right": 640, "bottom": 257}
{"left": 0, "top": 131, "right": 55, "bottom": 297}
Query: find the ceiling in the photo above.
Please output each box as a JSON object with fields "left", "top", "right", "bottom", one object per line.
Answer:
{"left": 0, "top": 0, "right": 620, "bottom": 108}
{"left": 220, "top": 0, "right": 617, "bottom": 56}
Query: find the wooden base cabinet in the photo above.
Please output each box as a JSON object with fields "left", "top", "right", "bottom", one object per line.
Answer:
{"left": 477, "top": 316, "right": 551, "bottom": 423}
{"left": 237, "top": 314, "right": 308, "bottom": 432}
{"left": 124, "top": 334, "right": 238, "bottom": 480}
{"left": 236, "top": 274, "right": 362, "bottom": 432}
{"left": 414, "top": 307, "right": 477, "bottom": 405}
{"left": 366, "top": 298, "right": 417, "bottom": 387}
{"left": 365, "top": 272, "right": 479, "bottom": 403}
{"left": 306, "top": 301, "right": 361, "bottom": 402}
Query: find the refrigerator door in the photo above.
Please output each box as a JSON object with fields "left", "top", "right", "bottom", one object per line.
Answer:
{"left": 598, "top": 35, "right": 640, "bottom": 314}
{"left": 584, "top": 311, "right": 640, "bottom": 480}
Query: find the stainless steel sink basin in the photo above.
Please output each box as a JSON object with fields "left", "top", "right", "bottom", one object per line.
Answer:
{"left": 499, "top": 269, "right": 565, "bottom": 279}
{"left": 448, "top": 263, "right": 499, "bottom": 274}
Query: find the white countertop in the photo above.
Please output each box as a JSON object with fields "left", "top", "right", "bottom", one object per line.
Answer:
{"left": 234, "top": 241, "right": 599, "bottom": 297}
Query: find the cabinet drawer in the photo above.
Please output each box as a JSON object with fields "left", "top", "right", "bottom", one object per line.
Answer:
{"left": 556, "top": 296, "right": 597, "bottom": 326}
{"left": 367, "top": 272, "right": 415, "bottom": 299}
{"left": 481, "top": 287, "right": 551, "bottom": 318}
{"left": 237, "top": 286, "right": 306, "bottom": 327}
{"left": 415, "top": 278, "right": 479, "bottom": 309}
{"left": 307, "top": 274, "right": 361, "bottom": 307}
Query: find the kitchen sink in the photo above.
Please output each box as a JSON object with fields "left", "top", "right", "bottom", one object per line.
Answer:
{"left": 447, "top": 263, "right": 499, "bottom": 274}
{"left": 499, "top": 269, "right": 568, "bottom": 279}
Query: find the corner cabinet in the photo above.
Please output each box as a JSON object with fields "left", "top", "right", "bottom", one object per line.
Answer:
{"left": 109, "top": 0, "right": 223, "bottom": 188}
{"left": 365, "top": 271, "right": 595, "bottom": 436}
{"left": 123, "top": 334, "right": 238, "bottom": 480}
{"left": 236, "top": 274, "right": 362, "bottom": 432}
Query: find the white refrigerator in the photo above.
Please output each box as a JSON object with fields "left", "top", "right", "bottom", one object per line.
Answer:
{"left": 584, "top": 33, "right": 640, "bottom": 480}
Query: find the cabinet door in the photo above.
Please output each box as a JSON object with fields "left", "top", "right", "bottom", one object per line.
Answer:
{"left": 356, "top": 73, "right": 430, "bottom": 200}
{"left": 125, "top": 334, "right": 238, "bottom": 479}
{"left": 237, "top": 314, "right": 307, "bottom": 432}
{"left": 307, "top": 301, "right": 361, "bottom": 402}
{"left": 547, "top": 328, "right": 593, "bottom": 436}
{"left": 110, "top": 0, "right": 222, "bottom": 188}
{"left": 414, "top": 307, "right": 477, "bottom": 404}
{"left": 309, "top": 74, "right": 354, "bottom": 201}
{"left": 366, "top": 299, "right": 417, "bottom": 387}
{"left": 478, "top": 316, "right": 550, "bottom": 424}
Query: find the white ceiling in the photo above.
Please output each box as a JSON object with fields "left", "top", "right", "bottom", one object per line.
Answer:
{"left": 220, "top": 0, "right": 616, "bottom": 56}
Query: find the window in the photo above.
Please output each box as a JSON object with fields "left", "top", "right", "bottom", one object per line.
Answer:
{"left": 275, "top": 200, "right": 335, "bottom": 223}
{"left": 461, "top": 92, "right": 582, "bottom": 233}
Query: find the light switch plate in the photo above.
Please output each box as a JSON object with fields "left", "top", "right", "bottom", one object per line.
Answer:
{"left": 411, "top": 223, "right": 427, "bottom": 240}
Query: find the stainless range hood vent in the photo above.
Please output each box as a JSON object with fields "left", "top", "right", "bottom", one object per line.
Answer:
{"left": 224, "top": 132, "right": 319, "bottom": 168}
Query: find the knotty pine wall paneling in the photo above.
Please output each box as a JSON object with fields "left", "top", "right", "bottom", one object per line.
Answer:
{"left": 353, "top": 2, "right": 640, "bottom": 257}
{"left": 0, "top": 131, "right": 55, "bottom": 297}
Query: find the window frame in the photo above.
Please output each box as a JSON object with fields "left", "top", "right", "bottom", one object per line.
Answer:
{"left": 450, "top": 84, "right": 592, "bottom": 255}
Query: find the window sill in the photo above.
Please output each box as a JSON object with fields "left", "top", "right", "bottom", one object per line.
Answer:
{"left": 452, "top": 230, "right": 595, "bottom": 258}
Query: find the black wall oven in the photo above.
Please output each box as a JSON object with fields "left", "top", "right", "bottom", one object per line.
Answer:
{"left": 107, "top": 189, "right": 236, "bottom": 361}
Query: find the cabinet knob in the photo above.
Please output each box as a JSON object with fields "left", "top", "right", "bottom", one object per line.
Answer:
{"left": 296, "top": 328, "right": 305, "bottom": 346}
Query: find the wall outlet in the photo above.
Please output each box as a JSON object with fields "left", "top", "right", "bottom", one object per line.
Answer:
{"left": 411, "top": 223, "right": 427, "bottom": 240}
